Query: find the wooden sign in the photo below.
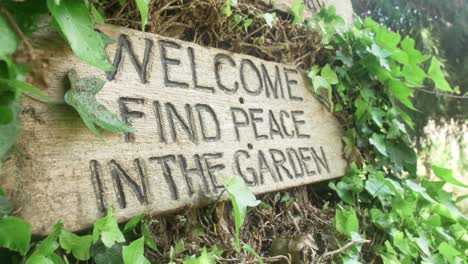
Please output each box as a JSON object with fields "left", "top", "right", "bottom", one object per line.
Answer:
{"left": 265, "top": 0, "right": 354, "bottom": 25}
{"left": 1, "top": 25, "right": 346, "bottom": 234}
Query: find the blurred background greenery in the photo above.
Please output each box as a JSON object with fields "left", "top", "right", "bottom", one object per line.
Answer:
{"left": 352, "top": 0, "right": 467, "bottom": 212}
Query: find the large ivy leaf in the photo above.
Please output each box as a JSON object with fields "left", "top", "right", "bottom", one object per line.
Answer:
{"left": 64, "top": 70, "right": 133, "bottom": 137}
{"left": 224, "top": 176, "right": 260, "bottom": 252}
{"left": 369, "top": 133, "right": 387, "bottom": 156}
{"left": 59, "top": 231, "right": 93, "bottom": 260}
{"left": 122, "top": 237, "right": 150, "bottom": 264}
{"left": 0, "top": 216, "right": 31, "bottom": 256}
{"left": 92, "top": 208, "right": 125, "bottom": 248}
{"left": 365, "top": 172, "right": 395, "bottom": 206}
{"left": 428, "top": 57, "right": 452, "bottom": 92}
{"left": 432, "top": 166, "right": 467, "bottom": 188}
{"left": 47, "top": 0, "right": 113, "bottom": 71}
{"left": 135, "top": 0, "right": 150, "bottom": 31}
{"left": 335, "top": 208, "right": 359, "bottom": 238}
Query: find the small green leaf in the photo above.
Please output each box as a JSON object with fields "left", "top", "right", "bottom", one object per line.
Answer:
{"left": 322, "top": 64, "right": 339, "bottom": 85}
{"left": 0, "top": 216, "right": 31, "bottom": 256}
{"left": 291, "top": 0, "right": 304, "bottom": 25}
{"left": 224, "top": 176, "right": 260, "bottom": 252}
{"left": 432, "top": 166, "right": 467, "bottom": 188}
{"left": 335, "top": 208, "right": 359, "bottom": 238}
{"left": 428, "top": 57, "right": 452, "bottom": 92}
{"left": 47, "top": 0, "right": 113, "bottom": 71}
{"left": 123, "top": 214, "right": 144, "bottom": 232}
{"left": 92, "top": 208, "right": 125, "bottom": 248}
{"left": 64, "top": 70, "right": 134, "bottom": 137}
{"left": 135, "top": 0, "right": 150, "bottom": 31}
{"left": 59, "top": 231, "right": 93, "bottom": 260}
{"left": 141, "top": 222, "right": 157, "bottom": 251}
{"left": 122, "top": 237, "right": 150, "bottom": 264}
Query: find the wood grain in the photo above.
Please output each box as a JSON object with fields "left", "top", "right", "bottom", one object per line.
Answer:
{"left": 0, "top": 25, "right": 346, "bottom": 235}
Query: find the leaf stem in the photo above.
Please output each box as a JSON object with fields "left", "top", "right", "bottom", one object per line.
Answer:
{"left": 0, "top": 2, "right": 36, "bottom": 60}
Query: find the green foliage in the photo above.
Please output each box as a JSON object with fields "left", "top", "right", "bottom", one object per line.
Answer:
{"left": 432, "top": 166, "right": 467, "bottom": 188}
{"left": 47, "top": 0, "right": 113, "bottom": 71}
{"left": 182, "top": 246, "right": 223, "bottom": 264}
{"left": 26, "top": 222, "right": 63, "bottom": 264}
{"left": 59, "top": 231, "right": 93, "bottom": 260}
{"left": 335, "top": 208, "right": 359, "bottom": 238}
{"left": 92, "top": 208, "right": 126, "bottom": 248}
{"left": 0, "top": 216, "right": 31, "bottom": 256}
{"left": 291, "top": 0, "right": 304, "bottom": 25}
{"left": 122, "top": 237, "right": 150, "bottom": 264}
{"left": 224, "top": 176, "right": 260, "bottom": 252}
{"left": 65, "top": 69, "right": 134, "bottom": 137}
{"left": 135, "top": 0, "right": 150, "bottom": 31}
{"left": 311, "top": 7, "right": 467, "bottom": 263}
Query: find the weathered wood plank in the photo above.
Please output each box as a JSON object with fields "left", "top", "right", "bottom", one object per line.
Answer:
{"left": 1, "top": 25, "right": 346, "bottom": 234}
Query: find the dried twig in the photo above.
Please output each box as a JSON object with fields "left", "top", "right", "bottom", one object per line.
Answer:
{"left": 0, "top": 2, "right": 35, "bottom": 59}
{"left": 313, "top": 239, "right": 371, "bottom": 263}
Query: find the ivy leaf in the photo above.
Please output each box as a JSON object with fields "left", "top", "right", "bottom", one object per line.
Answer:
{"left": 92, "top": 208, "right": 125, "bottom": 248}
{"left": 141, "top": 222, "right": 157, "bottom": 251}
{"left": 388, "top": 79, "right": 415, "bottom": 110}
{"left": 224, "top": 176, "right": 260, "bottom": 252}
{"left": 401, "top": 37, "right": 429, "bottom": 65}
{"left": 322, "top": 64, "right": 339, "bottom": 85}
{"left": 135, "top": 0, "right": 150, "bottom": 31}
{"left": 123, "top": 214, "right": 144, "bottom": 232}
{"left": 64, "top": 70, "right": 134, "bottom": 137}
{"left": 369, "top": 133, "right": 387, "bottom": 156}
{"left": 437, "top": 242, "right": 461, "bottom": 260}
{"left": 59, "top": 231, "right": 93, "bottom": 260}
{"left": 365, "top": 172, "right": 395, "bottom": 206}
{"left": 0, "top": 216, "right": 31, "bottom": 256}
{"left": 402, "top": 64, "right": 426, "bottom": 87}
{"left": 291, "top": 0, "right": 304, "bottom": 25}
{"left": 26, "top": 222, "right": 64, "bottom": 264}
{"left": 368, "top": 43, "right": 391, "bottom": 70}
{"left": 0, "top": 196, "right": 12, "bottom": 217}
{"left": 335, "top": 208, "right": 359, "bottom": 238}
{"left": 47, "top": 0, "right": 113, "bottom": 71}
{"left": 432, "top": 166, "right": 467, "bottom": 188}
{"left": 370, "top": 208, "right": 393, "bottom": 230}
{"left": 428, "top": 57, "right": 452, "bottom": 92}
{"left": 122, "top": 237, "right": 150, "bottom": 264}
